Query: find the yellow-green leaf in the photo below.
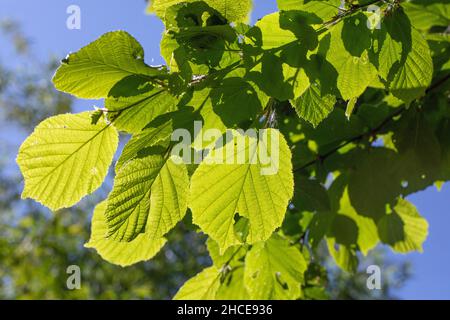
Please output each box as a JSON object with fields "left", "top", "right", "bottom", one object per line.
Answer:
{"left": 378, "top": 198, "right": 429, "bottom": 253}
{"left": 53, "top": 31, "right": 161, "bottom": 99}
{"left": 173, "top": 266, "right": 221, "bottom": 300}
{"left": 106, "top": 155, "right": 189, "bottom": 242}
{"left": 189, "top": 129, "right": 294, "bottom": 251}
{"left": 17, "top": 112, "right": 118, "bottom": 211}
{"left": 244, "top": 235, "right": 307, "bottom": 300}
{"left": 85, "top": 201, "right": 167, "bottom": 267}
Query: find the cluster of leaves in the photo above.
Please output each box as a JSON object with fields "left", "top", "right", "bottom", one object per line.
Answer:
{"left": 16, "top": 0, "right": 450, "bottom": 299}
{"left": 0, "top": 25, "right": 211, "bottom": 299}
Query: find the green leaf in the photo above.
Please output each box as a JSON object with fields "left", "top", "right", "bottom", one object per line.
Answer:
{"left": 437, "top": 118, "right": 450, "bottom": 181}
{"left": 53, "top": 31, "right": 161, "bottom": 99}
{"left": 326, "top": 238, "right": 358, "bottom": 273}
{"left": 384, "top": 10, "right": 433, "bottom": 104}
{"left": 183, "top": 75, "right": 268, "bottom": 149}
{"left": 348, "top": 148, "right": 402, "bottom": 219}
{"left": 148, "top": 0, "right": 252, "bottom": 23}
{"left": 248, "top": 51, "right": 312, "bottom": 102}
{"left": 17, "top": 112, "right": 118, "bottom": 211}
{"left": 292, "top": 175, "right": 330, "bottom": 212}
{"left": 183, "top": 86, "right": 227, "bottom": 149}
{"left": 403, "top": 2, "right": 450, "bottom": 31}
{"left": 300, "top": 108, "right": 365, "bottom": 148}
{"left": 116, "top": 123, "right": 172, "bottom": 172}
{"left": 277, "top": 0, "right": 340, "bottom": 23}
{"left": 251, "top": 13, "right": 297, "bottom": 50}
{"left": 334, "top": 49, "right": 377, "bottom": 101}
{"left": 393, "top": 111, "right": 442, "bottom": 194}
{"left": 378, "top": 198, "right": 428, "bottom": 253}
{"left": 105, "top": 155, "right": 189, "bottom": 241}
{"left": 377, "top": 27, "right": 402, "bottom": 80}
{"left": 85, "top": 201, "right": 167, "bottom": 267}
{"left": 174, "top": 266, "right": 221, "bottom": 300}
{"left": 292, "top": 82, "right": 336, "bottom": 127}
{"left": 345, "top": 97, "right": 357, "bottom": 120}
{"left": 209, "top": 77, "right": 265, "bottom": 128}
{"left": 107, "top": 88, "right": 178, "bottom": 134}
{"left": 426, "top": 33, "right": 450, "bottom": 73}
{"left": 216, "top": 267, "right": 250, "bottom": 300}
{"left": 160, "top": 2, "right": 240, "bottom": 72}
{"left": 189, "top": 129, "right": 294, "bottom": 251}
{"left": 332, "top": 184, "right": 379, "bottom": 256}
{"left": 206, "top": 238, "right": 243, "bottom": 268}
{"left": 115, "top": 108, "right": 197, "bottom": 170}
{"left": 244, "top": 235, "right": 307, "bottom": 300}
{"left": 326, "top": 22, "right": 377, "bottom": 100}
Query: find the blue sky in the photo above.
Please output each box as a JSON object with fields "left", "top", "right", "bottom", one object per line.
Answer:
{"left": 1, "top": 0, "right": 449, "bottom": 299}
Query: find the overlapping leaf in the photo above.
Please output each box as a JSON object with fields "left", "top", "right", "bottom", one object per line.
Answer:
{"left": 85, "top": 201, "right": 167, "bottom": 267}
{"left": 383, "top": 10, "right": 433, "bottom": 103}
{"left": 105, "top": 155, "right": 189, "bottom": 242}
{"left": 148, "top": 0, "right": 253, "bottom": 23}
{"left": 189, "top": 129, "right": 294, "bottom": 251}
{"left": 53, "top": 31, "right": 162, "bottom": 99}
{"left": 174, "top": 266, "right": 221, "bottom": 299}
{"left": 244, "top": 235, "right": 307, "bottom": 300}
{"left": 378, "top": 198, "right": 428, "bottom": 253}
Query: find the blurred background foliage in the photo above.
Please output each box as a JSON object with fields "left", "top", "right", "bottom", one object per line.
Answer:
{"left": 0, "top": 19, "right": 410, "bottom": 300}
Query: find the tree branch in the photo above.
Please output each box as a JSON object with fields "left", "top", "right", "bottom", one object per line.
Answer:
{"left": 293, "top": 73, "right": 450, "bottom": 173}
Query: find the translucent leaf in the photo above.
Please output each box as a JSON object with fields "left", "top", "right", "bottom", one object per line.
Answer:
{"left": 426, "top": 33, "right": 450, "bottom": 73}
{"left": 116, "top": 124, "right": 172, "bottom": 172}
{"left": 53, "top": 31, "right": 161, "bottom": 99}
{"left": 345, "top": 97, "right": 357, "bottom": 120}
{"left": 216, "top": 267, "right": 250, "bottom": 300}
{"left": 85, "top": 201, "right": 167, "bottom": 267}
{"left": 105, "top": 156, "right": 189, "bottom": 241}
{"left": 326, "top": 18, "right": 377, "bottom": 100}
{"left": 209, "top": 77, "right": 264, "bottom": 128}
{"left": 251, "top": 13, "right": 297, "bottom": 50}
{"left": 337, "top": 51, "right": 377, "bottom": 100}
{"left": 116, "top": 108, "right": 197, "bottom": 170}
{"left": 437, "top": 118, "right": 450, "bottom": 181}
{"left": 189, "top": 129, "right": 294, "bottom": 251}
{"left": 186, "top": 86, "right": 227, "bottom": 149}
{"left": 377, "top": 28, "right": 402, "bottom": 80}
{"left": 291, "top": 82, "right": 336, "bottom": 127}
{"left": 174, "top": 266, "right": 221, "bottom": 300}
{"left": 403, "top": 2, "right": 450, "bottom": 31}
{"left": 107, "top": 88, "right": 178, "bottom": 134}
{"left": 183, "top": 76, "right": 269, "bottom": 149}
{"left": 384, "top": 10, "right": 433, "bottom": 103}
{"left": 17, "top": 112, "right": 118, "bottom": 211}
{"left": 206, "top": 238, "right": 243, "bottom": 268}
{"left": 148, "top": 0, "right": 252, "bottom": 23}
{"left": 277, "top": 0, "right": 341, "bottom": 22}
{"left": 160, "top": 2, "right": 241, "bottom": 72}
{"left": 378, "top": 198, "right": 429, "bottom": 253}
{"left": 332, "top": 184, "right": 379, "bottom": 256}
{"left": 326, "top": 238, "right": 358, "bottom": 273}
{"left": 248, "top": 53, "right": 311, "bottom": 102}
{"left": 244, "top": 235, "right": 307, "bottom": 300}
